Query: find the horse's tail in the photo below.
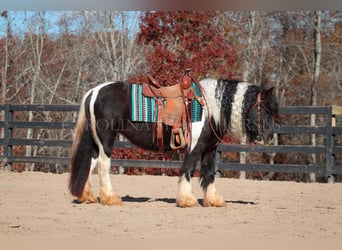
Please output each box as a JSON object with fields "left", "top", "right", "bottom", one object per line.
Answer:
{"left": 69, "top": 93, "right": 95, "bottom": 197}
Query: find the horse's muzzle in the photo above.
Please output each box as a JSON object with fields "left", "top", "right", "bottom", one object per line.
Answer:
{"left": 254, "top": 131, "right": 273, "bottom": 147}
{"left": 254, "top": 139, "right": 271, "bottom": 147}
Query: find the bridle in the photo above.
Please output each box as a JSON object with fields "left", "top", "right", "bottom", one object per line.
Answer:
{"left": 249, "top": 91, "right": 268, "bottom": 141}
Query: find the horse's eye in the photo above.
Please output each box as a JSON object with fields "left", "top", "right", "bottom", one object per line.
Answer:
{"left": 263, "top": 108, "right": 270, "bottom": 115}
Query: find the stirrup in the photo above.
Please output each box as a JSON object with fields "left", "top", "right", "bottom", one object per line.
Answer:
{"left": 170, "top": 128, "right": 186, "bottom": 150}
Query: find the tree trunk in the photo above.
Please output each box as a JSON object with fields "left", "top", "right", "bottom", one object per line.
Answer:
{"left": 264, "top": 51, "right": 284, "bottom": 180}
{"left": 309, "top": 11, "right": 322, "bottom": 183}
{"left": 1, "top": 12, "right": 10, "bottom": 149}
{"left": 242, "top": 11, "right": 255, "bottom": 82}
{"left": 25, "top": 12, "right": 45, "bottom": 171}
{"left": 240, "top": 11, "right": 256, "bottom": 180}
{"left": 1, "top": 11, "right": 10, "bottom": 103}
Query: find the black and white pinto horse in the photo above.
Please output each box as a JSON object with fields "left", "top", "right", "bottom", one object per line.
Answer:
{"left": 69, "top": 79, "right": 278, "bottom": 207}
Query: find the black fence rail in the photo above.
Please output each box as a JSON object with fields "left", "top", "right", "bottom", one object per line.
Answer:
{"left": 0, "top": 104, "right": 184, "bottom": 171}
{"left": 0, "top": 104, "right": 79, "bottom": 168}
{"left": 216, "top": 106, "right": 342, "bottom": 177}
{"left": 1, "top": 104, "right": 342, "bottom": 177}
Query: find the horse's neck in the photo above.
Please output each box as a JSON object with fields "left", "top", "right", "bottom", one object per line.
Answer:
{"left": 200, "top": 79, "right": 223, "bottom": 126}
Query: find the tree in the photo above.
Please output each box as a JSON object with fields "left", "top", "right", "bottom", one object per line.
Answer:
{"left": 321, "top": 12, "right": 342, "bottom": 105}
{"left": 0, "top": 11, "right": 10, "bottom": 148}
{"left": 75, "top": 11, "right": 146, "bottom": 83}
{"left": 0, "top": 11, "right": 10, "bottom": 103}
{"left": 309, "top": 11, "right": 322, "bottom": 182}
{"left": 136, "top": 11, "right": 237, "bottom": 84}
{"left": 24, "top": 12, "right": 46, "bottom": 170}
{"left": 240, "top": 11, "right": 257, "bottom": 180}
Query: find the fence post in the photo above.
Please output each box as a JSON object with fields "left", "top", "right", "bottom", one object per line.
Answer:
{"left": 3, "top": 104, "right": 13, "bottom": 171}
{"left": 325, "top": 106, "right": 334, "bottom": 179}
{"left": 215, "top": 146, "right": 222, "bottom": 177}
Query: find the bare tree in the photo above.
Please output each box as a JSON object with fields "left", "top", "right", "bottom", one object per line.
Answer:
{"left": 324, "top": 12, "right": 342, "bottom": 103}
{"left": 242, "top": 11, "right": 256, "bottom": 82}
{"left": 239, "top": 11, "right": 257, "bottom": 179}
{"left": 24, "top": 12, "right": 46, "bottom": 170}
{"left": 309, "top": 11, "right": 322, "bottom": 182}
{"left": 1, "top": 11, "right": 10, "bottom": 103}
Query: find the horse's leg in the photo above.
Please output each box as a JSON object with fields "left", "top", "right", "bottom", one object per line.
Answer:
{"left": 98, "top": 153, "right": 122, "bottom": 206}
{"left": 96, "top": 152, "right": 122, "bottom": 206}
{"left": 200, "top": 147, "right": 226, "bottom": 207}
{"left": 176, "top": 151, "right": 201, "bottom": 207}
{"left": 78, "top": 157, "right": 98, "bottom": 203}
{"left": 96, "top": 132, "right": 122, "bottom": 206}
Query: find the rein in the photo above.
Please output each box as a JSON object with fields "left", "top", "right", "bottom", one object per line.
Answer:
{"left": 189, "top": 74, "right": 227, "bottom": 145}
{"left": 249, "top": 91, "right": 262, "bottom": 130}
{"left": 249, "top": 91, "right": 268, "bottom": 141}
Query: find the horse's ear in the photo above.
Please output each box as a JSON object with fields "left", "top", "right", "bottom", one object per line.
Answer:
{"left": 262, "top": 87, "right": 274, "bottom": 100}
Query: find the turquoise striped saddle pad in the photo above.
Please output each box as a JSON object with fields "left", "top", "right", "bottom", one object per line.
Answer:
{"left": 129, "top": 82, "right": 203, "bottom": 123}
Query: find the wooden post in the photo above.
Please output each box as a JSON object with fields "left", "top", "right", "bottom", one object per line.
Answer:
{"left": 215, "top": 147, "right": 222, "bottom": 178}
{"left": 328, "top": 105, "right": 342, "bottom": 183}
{"left": 3, "top": 104, "right": 13, "bottom": 171}
{"left": 325, "top": 106, "right": 334, "bottom": 181}
{"left": 332, "top": 105, "right": 342, "bottom": 126}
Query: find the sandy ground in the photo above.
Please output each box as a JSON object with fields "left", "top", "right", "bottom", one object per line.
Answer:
{"left": 0, "top": 171, "right": 342, "bottom": 241}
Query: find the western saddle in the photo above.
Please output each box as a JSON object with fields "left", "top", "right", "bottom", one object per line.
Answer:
{"left": 142, "top": 69, "right": 204, "bottom": 150}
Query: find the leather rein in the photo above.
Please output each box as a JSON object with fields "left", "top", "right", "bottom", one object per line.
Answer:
{"left": 249, "top": 91, "right": 268, "bottom": 142}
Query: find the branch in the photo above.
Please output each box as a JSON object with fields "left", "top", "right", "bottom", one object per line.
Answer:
{"left": 38, "top": 76, "right": 74, "bottom": 104}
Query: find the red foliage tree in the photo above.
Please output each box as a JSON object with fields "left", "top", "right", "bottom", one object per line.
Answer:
{"left": 134, "top": 11, "right": 237, "bottom": 85}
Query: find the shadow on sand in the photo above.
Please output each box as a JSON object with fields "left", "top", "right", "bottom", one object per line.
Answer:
{"left": 72, "top": 195, "right": 256, "bottom": 206}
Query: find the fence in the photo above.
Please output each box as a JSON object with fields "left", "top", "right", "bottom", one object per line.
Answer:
{"left": 216, "top": 106, "right": 342, "bottom": 177}
{"left": 0, "top": 104, "right": 184, "bottom": 171}
{"left": 0, "top": 104, "right": 342, "bottom": 177}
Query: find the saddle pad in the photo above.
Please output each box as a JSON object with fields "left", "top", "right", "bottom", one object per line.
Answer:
{"left": 191, "top": 82, "right": 203, "bottom": 122}
{"left": 130, "top": 84, "right": 160, "bottom": 123}
{"left": 130, "top": 83, "right": 202, "bottom": 123}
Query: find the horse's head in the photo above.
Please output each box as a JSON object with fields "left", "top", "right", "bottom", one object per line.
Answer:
{"left": 244, "top": 87, "right": 279, "bottom": 146}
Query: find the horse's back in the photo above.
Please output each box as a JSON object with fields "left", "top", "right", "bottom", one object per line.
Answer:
{"left": 90, "top": 81, "right": 130, "bottom": 119}
{"left": 90, "top": 81, "right": 128, "bottom": 99}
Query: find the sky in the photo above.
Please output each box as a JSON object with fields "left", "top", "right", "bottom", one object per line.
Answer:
{"left": 0, "top": 11, "right": 66, "bottom": 37}
{"left": 1, "top": 0, "right": 342, "bottom": 11}
{"left": 0, "top": 11, "right": 142, "bottom": 38}
{"left": 1, "top": 1, "right": 342, "bottom": 38}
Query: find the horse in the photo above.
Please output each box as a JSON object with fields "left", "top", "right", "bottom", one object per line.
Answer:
{"left": 69, "top": 78, "right": 278, "bottom": 207}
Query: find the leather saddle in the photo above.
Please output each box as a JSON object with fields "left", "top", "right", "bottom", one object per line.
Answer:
{"left": 142, "top": 70, "right": 203, "bottom": 150}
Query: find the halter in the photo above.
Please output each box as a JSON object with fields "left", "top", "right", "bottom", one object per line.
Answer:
{"left": 249, "top": 91, "right": 267, "bottom": 140}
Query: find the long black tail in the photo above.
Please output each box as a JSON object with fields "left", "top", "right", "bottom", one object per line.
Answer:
{"left": 69, "top": 94, "right": 96, "bottom": 197}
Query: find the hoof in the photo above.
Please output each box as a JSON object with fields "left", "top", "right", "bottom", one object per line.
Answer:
{"left": 77, "top": 183, "right": 98, "bottom": 204}
{"left": 203, "top": 194, "right": 226, "bottom": 207}
{"left": 176, "top": 195, "right": 200, "bottom": 208}
{"left": 100, "top": 191, "right": 122, "bottom": 206}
